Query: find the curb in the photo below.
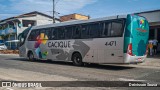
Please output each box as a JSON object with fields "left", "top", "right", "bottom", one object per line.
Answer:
{"left": 0, "top": 54, "right": 19, "bottom": 56}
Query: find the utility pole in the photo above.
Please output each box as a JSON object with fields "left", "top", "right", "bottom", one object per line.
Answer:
{"left": 53, "top": 0, "right": 55, "bottom": 23}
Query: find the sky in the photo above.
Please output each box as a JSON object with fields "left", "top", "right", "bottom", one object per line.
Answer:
{"left": 0, "top": 0, "right": 160, "bottom": 20}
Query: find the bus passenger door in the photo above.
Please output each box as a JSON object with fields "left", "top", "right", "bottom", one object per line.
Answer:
{"left": 18, "top": 34, "right": 27, "bottom": 57}
{"left": 19, "top": 44, "right": 26, "bottom": 57}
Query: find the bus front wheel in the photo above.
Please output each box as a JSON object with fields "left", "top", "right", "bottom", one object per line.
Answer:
{"left": 72, "top": 53, "right": 83, "bottom": 66}
{"left": 28, "top": 51, "right": 34, "bottom": 61}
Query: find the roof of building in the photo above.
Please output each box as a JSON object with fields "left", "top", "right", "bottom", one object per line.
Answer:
{"left": 136, "top": 9, "right": 160, "bottom": 14}
{"left": 0, "top": 11, "right": 60, "bottom": 23}
{"left": 60, "top": 13, "right": 89, "bottom": 18}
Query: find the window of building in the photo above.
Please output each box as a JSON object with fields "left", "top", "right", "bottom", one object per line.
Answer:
{"left": 10, "top": 35, "right": 16, "bottom": 40}
{"left": 9, "top": 23, "right": 15, "bottom": 28}
{"left": 157, "top": 28, "right": 160, "bottom": 42}
{"left": 149, "top": 29, "right": 154, "bottom": 39}
{"left": 22, "top": 20, "right": 36, "bottom": 27}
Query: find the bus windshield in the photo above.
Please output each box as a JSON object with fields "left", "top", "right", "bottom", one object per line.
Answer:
{"left": 18, "top": 26, "right": 32, "bottom": 46}
{"left": 124, "top": 14, "right": 149, "bottom": 56}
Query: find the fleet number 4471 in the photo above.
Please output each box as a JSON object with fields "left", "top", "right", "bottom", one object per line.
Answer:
{"left": 105, "top": 41, "right": 116, "bottom": 46}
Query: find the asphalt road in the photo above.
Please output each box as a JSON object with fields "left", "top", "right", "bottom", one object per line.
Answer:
{"left": 0, "top": 54, "right": 160, "bottom": 90}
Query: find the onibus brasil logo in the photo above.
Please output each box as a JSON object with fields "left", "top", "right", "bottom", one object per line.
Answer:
{"left": 34, "top": 33, "right": 48, "bottom": 59}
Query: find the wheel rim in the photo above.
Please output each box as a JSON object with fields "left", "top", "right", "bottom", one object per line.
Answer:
{"left": 74, "top": 56, "right": 81, "bottom": 64}
{"left": 29, "top": 53, "right": 34, "bottom": 60}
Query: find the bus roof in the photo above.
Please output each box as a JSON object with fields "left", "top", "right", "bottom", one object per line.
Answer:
{"left": 32, "top": 15, "right": 127, "bottom": 30}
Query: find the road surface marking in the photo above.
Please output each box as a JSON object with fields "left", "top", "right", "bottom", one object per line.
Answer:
{"left": 119, "top": 78, "right": 146, "bottom": 81}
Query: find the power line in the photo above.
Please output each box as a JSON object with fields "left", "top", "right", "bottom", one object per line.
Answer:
{"left": 55, "top": 0, "right": 60, "bottom": 5}
{"left": 0, "top": 13, "right": 23, "bottom": 14}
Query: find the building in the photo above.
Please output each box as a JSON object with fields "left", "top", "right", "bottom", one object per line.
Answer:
{"left": 137, "top": 10, "right": 160, "bottom": 51}
{"left": 0, "top": 11, "right": 60, "bottom": 49}
{"left": 60, "top": 13, "right": 89, "bottom": 22}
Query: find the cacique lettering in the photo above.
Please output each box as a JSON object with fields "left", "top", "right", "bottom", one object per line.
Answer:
{"left": 48, "top": 41, "right": 71, "bottom": 48}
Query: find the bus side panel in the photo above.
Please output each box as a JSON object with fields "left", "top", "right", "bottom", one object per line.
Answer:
{"left": 77, "top": 39, "right": 95, "bottom": 63}
{"left": 71, "top": 39, "right": 91, "bottom": 62}
{"left": 46, "top": 40, "right": 90, "bottom": 61}
{"left": 82, "top": 38, "right": 124, "bottom": 64}
{"left": 26, "top": 37, "right": 124, "bottom": 64}
{"left": 41, "top": 40, "right": 73, "bottom": 61}
{"left": 97, "top": 50, "right": 105, "bottom": 63}
{"left": 83, "top": 50, "right": 94, "bottom": 62}
{"left": 46, "top": 39, "right": 94, "bottom": 62}
{"left": 104, "top": 38, "right": 124, "bottom": 63}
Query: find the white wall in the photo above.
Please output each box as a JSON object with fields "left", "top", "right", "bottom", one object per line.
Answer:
{"left": 18, "top": 15, "right": 53, "bottom": 26}
{"left": 36, "top": 14, "right": 53, "bottom": 26}
{"left": 16, "top": 14, "right": 58, "bottom": 35}
{"left": 139, "top": 11, "right": 160, "bottom": 23}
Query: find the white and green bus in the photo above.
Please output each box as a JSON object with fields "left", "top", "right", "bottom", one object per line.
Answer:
{"left": 18, "top": 14, "right": 149, "bottom": 66}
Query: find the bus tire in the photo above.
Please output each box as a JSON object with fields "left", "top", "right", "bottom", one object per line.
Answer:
{"left": 28, "top": 51, "right": 34, "bottom": 61}
{"left": 72, "top": 53, "right": 83, "bottom": 66}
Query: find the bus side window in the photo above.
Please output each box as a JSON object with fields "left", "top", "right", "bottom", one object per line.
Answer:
{"left": 65, "top": 26, "right": 73, "bottom": 39}
{"left": 81, "top": 24, "right": 90, "bottom": 39}
{"left": 23, "top": 30, "right": 29, "bottom": 39}
{"left": 39, "top": 29, "right": 45, "bottom": 34}
{"left": 28, "top": 30, "right": 35, "bottom": 41}
{"left": 45, "top": 28, "right": 52, "bottom": 40}
{"left": 51, "top": 28, "right": 58, "bottom": 40}
{"left": 110, "top": 21, "right": 123, "bottom": 37}
{"left": 89, "top": 23, "right": 100, "bottom": 38}
{"left": 101, "top": 22, "right": 111, "bottom": 37}
{"left": 34, "top": 30, "right": 40, "bottom": 41}
{"left": 73, "top": 25, "right": 81, "bottom": 39}
{"left": 107, "top": 23, "right": 112, "bottom": 36}
{"left": 19, "top": 34, "right": 24, "bottom": 46}
{"left": 39, "top": 29, "right": 45, "bottom": 39}
{"left": 57, "top": 27, "right": 65, "bottom": 40}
